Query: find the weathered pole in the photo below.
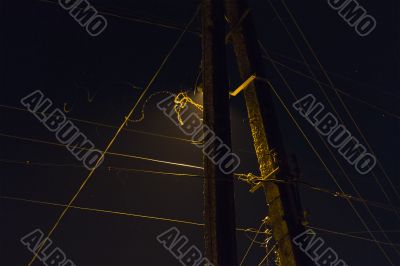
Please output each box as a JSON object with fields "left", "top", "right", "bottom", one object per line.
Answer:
{"left": 202, "top": 0, "right": 238, "bottom": 265}
{"left": 224, "top": 0, "right": 310, "bottom": 265}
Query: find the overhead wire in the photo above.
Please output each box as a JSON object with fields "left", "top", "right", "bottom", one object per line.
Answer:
{"left": 36, "top": 0, "right": 201, "bottom": 36}
{"left": 0, "top": 159, "right": 202, "bottom": 177}
{"left": 1, "top": 157, "right": 399, "bottom": 213}
{"left": 0, "top": 104, "right": 254, "bottom": 154}
{"left": 257, "top": 244, "right": 277, "bottom": 266}
{"left": 36, "top": 0, "right": 398, "bottom": 105}
{"left": 10, "top": 0, "right": 398, "bottom": 260}
{"left": 259, "top": 57, "right": 400, "bottom": 120}
{"left": 272, "top": 0, "right": 400, "bottom": 211}
{"left": 307, "top": 226, "right": 400, "bottom": 248}
{"left": 3, "top": 195, "right": 398, "bottom": 249}
{"left": 264, "top": 0, "right": 400, "bottom": 261}
{"left": 266, "top": 49, "right": 399, "bottom": 100}
{"left": 0, "top": 104, "right": 194, "bottom": 143}
{"left": 0, "top": 195, "right": 261, "bottom": 234}
{"left": 0, "top": 133, "right": 203, "bottom": 170}
{"left": 240, "top": 221, "right": 266, "bottom": 266}
{"left": 26, "top": 6, "right": 201, "bottom": 266}
{"left": 255, "top": 74, "right": 396, "bottom": 263}
{"left": 236, "top": 174, "right": 400, "bottom": 214}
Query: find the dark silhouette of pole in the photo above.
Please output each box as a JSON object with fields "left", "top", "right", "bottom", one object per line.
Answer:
{"left": 202, "top": 0, "right": 238, "bottom": 265}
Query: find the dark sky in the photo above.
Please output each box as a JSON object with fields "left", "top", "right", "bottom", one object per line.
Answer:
{"left": 0, "top": 0, "right": 399, "bottom": 265}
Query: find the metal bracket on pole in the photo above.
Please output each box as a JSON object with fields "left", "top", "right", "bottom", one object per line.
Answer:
{"left": 236, "top": 166, "right": 280, "bottom": 193}
{"left": 229, "top": 74, "right": 256, "bottom": 96}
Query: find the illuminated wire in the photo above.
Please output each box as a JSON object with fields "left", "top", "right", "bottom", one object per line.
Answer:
{"left": 36, "top": 0, "right": 201, "bottom": 36}
{"left": 267, "top": 0, "right": 400, "bottom": 259}
{"left": 307, "top": 226, "right": 400, "bottom": 248}
{"left": 274, "top": 0, "right": 400, "bottom": 210}
{"left": 125, "top": 90, "right": 174, "bottom": 124}
{"left": 0, "top": 104, "right": 254, "bottom": 154}
{"left": 173, "top": 92, "right": 203, "bottom": 125}
{"left": 240, "top": 221, "right": 265, "bottom": 266}
{"left": 0, "top": 133, "right": 203, "bottom": 170}
{"left": 0, "top": 159, "right": 201, "bottom": 177}
{"left": 260, "top": 56, "right": 400, "bottom": 120}
{"left": 257, "top": 244, "right": 277, "bottom": 266}
{"left": 256, "top": 76, "right": 395, "bottom": 262}
{"left": 265, "top": 48, "right": 400, "bottom": 100}
{"left": 0, "top": 104, "right": 194, "bottom": 143}
{"left": 27, "top": 7, "right": 201, "bottom": 266}
{"left": 235, "top": 174, "right": 400, "bottom": 214}
{"left": 346, "top": 230, "right": 400, "bottom": 235}
{"left": 38, "top": 0, "right": 398, "bottom": 104}
{"left": 0, "top": 195, "right": 259, "bottom": 234}
{"left": 1, "top": 156, "right": 398, "bottom": 213}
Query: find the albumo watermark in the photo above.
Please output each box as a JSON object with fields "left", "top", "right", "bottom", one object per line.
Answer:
{"left": 327, "top": 0, "right": 376, "bottom": 37}
{"left": 293, "top": 94, "right": 376, "bottom": 175}
{"left": 293, "top": 229, "right": 348, "bottom": 266}
{"left": 58, "top": 0, "right": 108, "bottom": 37}
{"left": 157, "top": 94, "right": 240, "bottom": 175}
{"left": 21, "top": 228, "right": 76, "bottom": 266}
{"left": 157, "top": 227, "right": 214, "bottom": 266}
{"left": 21, "top": 90, "right": 104, "bottom": 170}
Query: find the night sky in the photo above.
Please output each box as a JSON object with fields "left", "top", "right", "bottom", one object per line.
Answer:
{"left": 1, "top": 0, "right": 399, "bottom": 265}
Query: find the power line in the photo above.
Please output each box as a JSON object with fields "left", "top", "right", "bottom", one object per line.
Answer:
{"left": 36, "top": 0, "right": 201, "bottom": 36}
{"left": 274, "top": 0, "right": 400, "bottom": 208}
{"left": 0, "top": 104, "right": 193, "bottom": 143}
{"left": 0, "top": 195, "right": 258, "bottom": 234}
{"left": 307, "top": 226, "right": 400, "bottom": 248}
{"left": 240, "top": 221, "right": 265, "bottom": 266}
{"left": 1, "top": 157, "right": 398, "bottom": 213}
{"left": 261, "top": 39, "right": 400, "bottom": 260}
{"left": 0, "top": 104, "right": 254, "bottom": 154}
{"left": 0, "top": 159, "right": 201, "bottom": 177}
{"left": 266, "top": 49, "right": 399, "bottom": 100}
{"left": 0, "top": 132, "right": 203, "bottom": 170}
{"left": 241, "top": 175, "right": 400, "bottom": 214}
{"left": 270, "top": 0, "right": 400, "bottom": 260}
{"left": 257, "top": 244, "right": 277, "bottom": 266}
{"left": 260, "top": 57, "right": 400, "bottom": 120}
{"left": 37, "top": 0, "right": 398, "bottom": 104}
{"left": 4, "top": 194, "right": 398, "bottom": 248}
{"left": 345, "top": 230, "right": 400, "bottom": 235}
{"left": 263, "top": 1, "right": 400, "bottom": 261}
{"left": 256, "top": 75, "right": 396, "bottom": 263}
{"left": 27, "top": 7, "right": 201, "bottom": 266}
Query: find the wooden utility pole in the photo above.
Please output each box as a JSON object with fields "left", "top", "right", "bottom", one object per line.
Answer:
{"left": 202, "top": 0, "right": 238, "bottom": 265}
{"left": 224, "top": 1, "right": 310, "bottom": 265}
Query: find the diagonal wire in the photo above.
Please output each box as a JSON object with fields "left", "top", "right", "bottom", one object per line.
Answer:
{"left": 259, "top": 57, "right": 400, "bottom": 120}
{"left": 307, "top": 226, "right": 400, "bottom": 248}
{"left": 26, "top": 6, "right": 201, "bottom": 266}
{"left": 3, "top": 195, "right": 399, "bottom": 248}
{"left": 0, "top": 132, "right": 203, "bottom": 170}
{"left": 257, "top": 244, "right": 277, "bottom": 266}
{"left": 36, "top": 0, "right": 201, "bottom": 36}
{"left": 263, "top": 0, "right": 400, "bottom": 259}
{"left": 266, "top": 49, "right": 400, "bottom": 100}
{"left": 273, "top": 0, "right": 400, "bottom": 212}
{"left": 0, "top": 195, "right": 260, "bottom": 234}
{"left": 0, "top": 104, "right": 254, "bottom": 154}
{"left": 256, "top": 75, "right": 395, "bottom": 264}
{"left": 240, "top": 220, "right": 265, "bottom": 266}
{"left": 0, "top": 104, "right": 194, "bottom": 143}
{"left": 1, "top": 157, "right": 400, "bottom": 213}
{"left": 0, "top": 159, "right": 201, "bottom": 177}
